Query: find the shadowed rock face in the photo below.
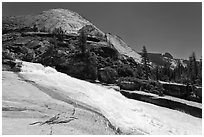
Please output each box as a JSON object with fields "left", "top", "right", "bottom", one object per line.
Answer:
{"left": 120, "top": 90, "right": 202, "bottom": 118}
{"left": 106, "top": 33, "right": 141, "bottom": 63}
{"left": 163, "top": 52, "right": 173, "bottom": 59}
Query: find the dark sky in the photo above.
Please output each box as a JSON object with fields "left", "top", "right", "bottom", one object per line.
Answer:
{"left": 2, "top": 2, "right": 202, "bottom": 59}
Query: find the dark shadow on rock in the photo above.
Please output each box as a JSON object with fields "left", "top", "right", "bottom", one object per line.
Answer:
{"left": 120, "top": 90, "right": 202, "bottom": 118}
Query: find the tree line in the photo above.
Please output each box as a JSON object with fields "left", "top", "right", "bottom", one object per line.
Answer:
{"left": 141, "top": 46, "right": 202, "bottom": 86}
{"left": 50, "top": 26, "right": 202, "bottom": 87}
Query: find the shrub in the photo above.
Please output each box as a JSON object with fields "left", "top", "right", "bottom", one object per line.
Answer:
{"left": 98, "top": 67, "right": 118, "bottom": 84}
{"left": 117, "top": 77, "right": 164, "bottom": 93}
{"left": 117, "top": 64, "right": 136, "bottom": 77}
{"left": 153, "top": 82, "right": 164, "bottom": 96}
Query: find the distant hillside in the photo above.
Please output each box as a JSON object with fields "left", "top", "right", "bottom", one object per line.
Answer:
{"left": 138, "top": 52, "right": 188, "bottom": 69}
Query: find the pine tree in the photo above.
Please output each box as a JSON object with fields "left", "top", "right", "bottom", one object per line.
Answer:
{"left": 52, "top": 27, "right": 64, "bottom": 41}
{"left": 177, "top": 60, "right": 182, "bottom": 76}
{"left": 141, "top": 46, "right": 149, "bottom": 80}
{"left": 188, "top": 56, "right": 193, "bottom": 82}
{"left": 174, "top": 60, "right": 182, "bottom": 81}
{"left": 197, "top": 58, "right": 202, "bottom": 85}
{"left": 192, "top": 52, "right": 198, "bottom": 78}
{"left": 162, "top": 62, "right": 170, "bottom": 81}
{"left": 79, "top": 30, "right": 87, "bottom": 56}
{"left": 78, "top": 30, "right": 97, "bottom": 80}
{"left": 155, "top": 65, "right": 159, "bottom": 81}
{"left": 188, "top": 52, "right": 198, "bottom": 84}
{"left": 33, "top": 24, "right": 38, "bottom": 32}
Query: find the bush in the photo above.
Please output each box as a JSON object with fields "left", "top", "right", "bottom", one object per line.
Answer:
{"left": 160, "top": 75, "right": 169, "bottom": 82}
{"left": 154, "top": 82, "right": 164, "bottom": 96}
{"left": 117, "top": 77, "right": 163, "bottom": 93}
{"left": 98, "top": 67, "right": 118, "bottom": 84}
{"left": 117, "top": 64, "right": 136, "bottom": 77}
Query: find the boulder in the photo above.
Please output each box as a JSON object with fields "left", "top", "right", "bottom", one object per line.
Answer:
{"left": 12, "top": 61, "right": 22, "bottom": 72}
{"left": 89, "top": 41, "right": 119, "bottom": 59}
{"left": 2, "top": 49, "right": 16, "bottom": 60}
{"left": 118, "top": 80, "right": 139, "bottom": 91}
{"left": 2, "top": 59, "right": 16, "bottom": 71}
{"left": 163, "top": 52, "right": 173, "bottom": 59}
{"left": 117, "top": 77, "right": 141, "bottom": 91}
{"left": 78, "top": 25, "right": 105, "bottom": 41}
{"left": 2, "top": 59, "right": 22, "bottom": 72}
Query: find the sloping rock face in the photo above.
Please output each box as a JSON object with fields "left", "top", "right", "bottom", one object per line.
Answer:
{"left": 106, "top": 33, "right": 141, "bottom": 63}
{"left": 3, "top": 9, "right": 104, "bottom": 35}
{"left": 2, "top": 71, "right": 117, "bottom": 135}
{"left": 163, "top": 52, "right": 173, "bottom": 59}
